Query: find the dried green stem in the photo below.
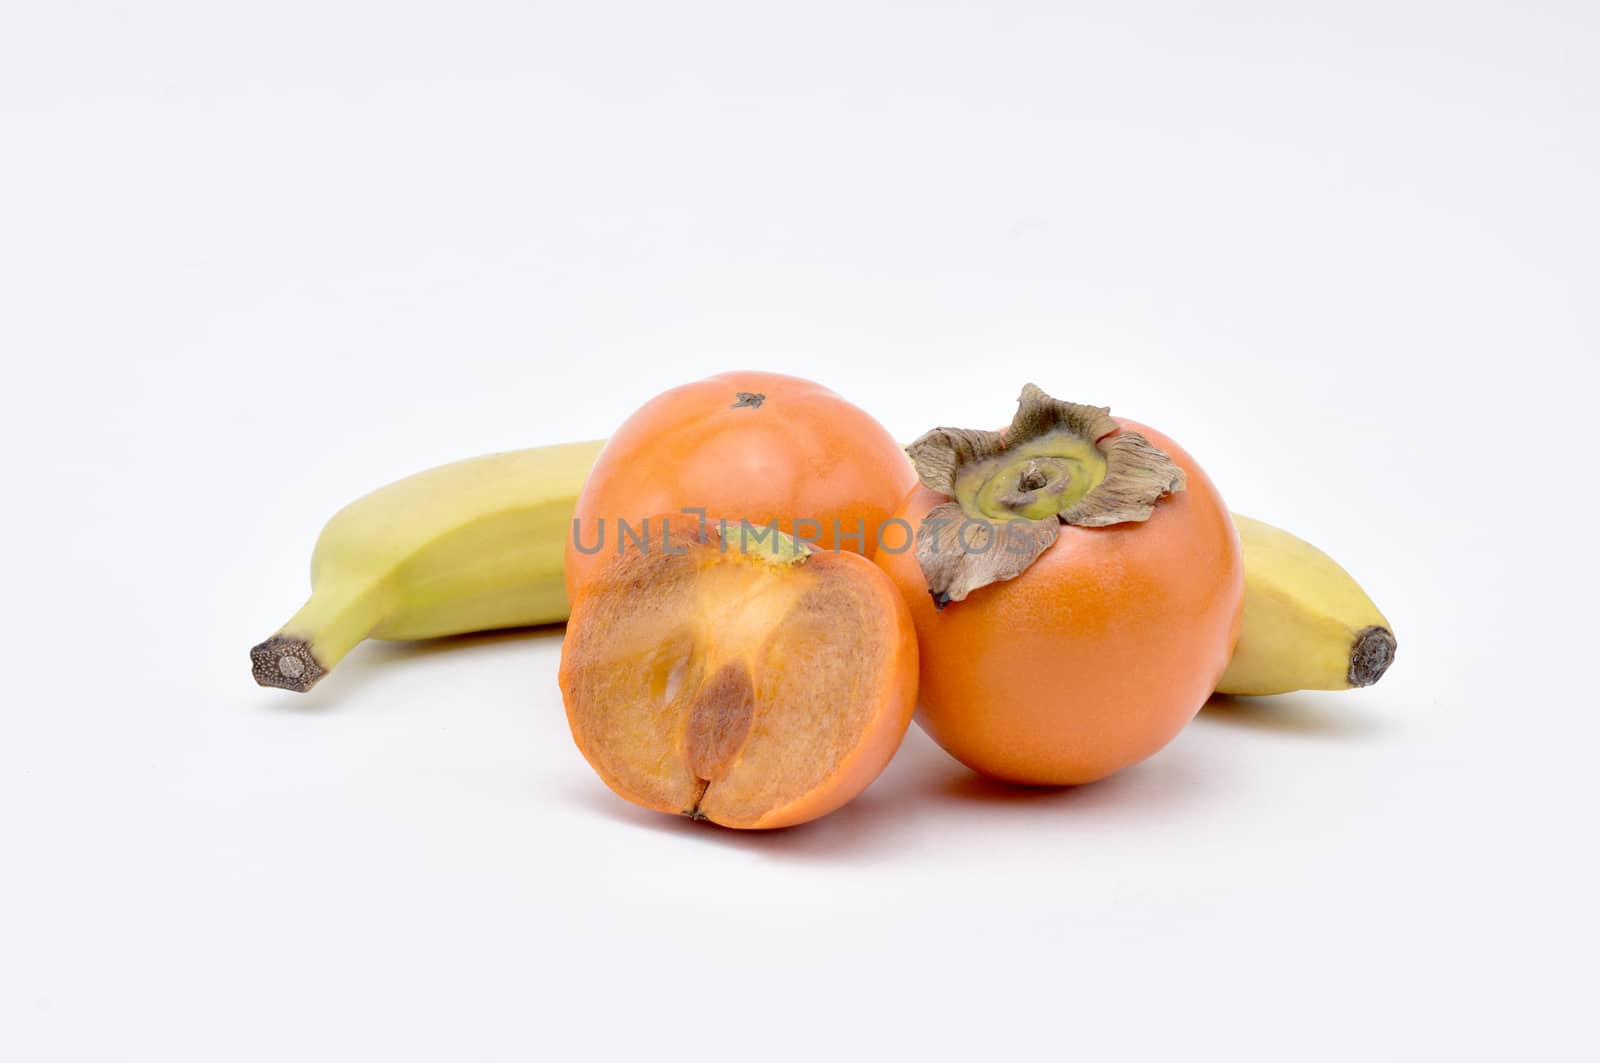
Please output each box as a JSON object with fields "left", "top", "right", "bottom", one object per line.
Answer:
{"left": 904, "top": 383, "right": 1186, "bottom": 605}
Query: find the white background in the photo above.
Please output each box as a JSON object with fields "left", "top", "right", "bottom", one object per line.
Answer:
{"left": 3, "top": 2, "right": 1596, "bottom": 1059}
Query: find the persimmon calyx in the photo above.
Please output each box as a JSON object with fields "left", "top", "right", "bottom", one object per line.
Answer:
{"left": 904, "top": 383, "right": 1186, "bottom": 607}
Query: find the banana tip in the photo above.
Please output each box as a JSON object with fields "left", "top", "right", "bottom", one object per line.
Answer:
{"left": 250, "top": 636, "right": 326, "bottom": 693}
{"left": 1349, "top": 626, "right": 1396, "bottom": 688}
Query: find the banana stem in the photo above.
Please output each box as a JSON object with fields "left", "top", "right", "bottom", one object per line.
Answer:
{"left": 1348, "top": 626, "right": 1398, "bottom": 688}
{"left": 250, "top": 579, "right": 390, "bottom": 692}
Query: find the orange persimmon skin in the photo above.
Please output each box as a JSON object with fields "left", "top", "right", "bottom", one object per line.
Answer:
{"left": 877, "top": 421, "right": 1243, "bottom": 786}
{"left": 566, "top": 371, "right": 914, "bottom": 601}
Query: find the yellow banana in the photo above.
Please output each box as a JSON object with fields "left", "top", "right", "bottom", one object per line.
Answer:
{"left": 253, "top": 446, "right": 1395, "bottom": 699}
{"left": 250, "top": 440, "right": 605, "bottom": 692}
{"left": 1216, "top": 513, "right": 1396, "bottom": 696}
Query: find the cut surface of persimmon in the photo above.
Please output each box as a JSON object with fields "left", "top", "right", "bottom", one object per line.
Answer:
{"left": 559, "top": 516, "right": 918, "bottom": 830}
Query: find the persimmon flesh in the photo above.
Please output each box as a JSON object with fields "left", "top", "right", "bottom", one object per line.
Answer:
{"left": 560, "top": 518, "right": 918, "bottom": 829}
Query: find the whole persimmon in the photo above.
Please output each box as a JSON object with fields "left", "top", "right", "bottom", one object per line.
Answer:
{"left": 876, "top": 384, "right": 1243, "bottom": 786}
{"left": 566, "top": 371, "right": 914, "bottom": 601}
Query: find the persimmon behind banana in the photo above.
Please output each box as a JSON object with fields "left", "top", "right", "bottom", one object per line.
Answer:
{"left": 877, "top": 384, "right": 1244, "bottom": 786}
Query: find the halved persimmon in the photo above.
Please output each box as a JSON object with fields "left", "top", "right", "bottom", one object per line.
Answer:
{"left": 559, "top": 515, "right": 918, "bottom": 829}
